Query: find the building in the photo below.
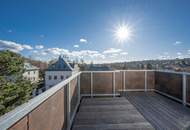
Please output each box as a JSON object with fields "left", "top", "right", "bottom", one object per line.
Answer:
{"left": 23, "top": 63, "right": 39, "bottom": 83}
{"left": 45, "top": 56, "right": 79, "bottom": 89}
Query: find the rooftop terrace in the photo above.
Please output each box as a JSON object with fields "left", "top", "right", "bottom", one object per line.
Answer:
{"left": 1, "top": 70, "right": 190, "bottom": 130}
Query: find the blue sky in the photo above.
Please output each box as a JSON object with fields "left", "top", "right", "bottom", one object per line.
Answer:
{"left": 0, "top": 0, "right": 190, "bottom": 63}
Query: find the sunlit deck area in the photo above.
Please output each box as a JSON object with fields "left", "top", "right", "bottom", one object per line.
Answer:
{"left": 1, "top": 70, "right": 190, "bottom": 130}
{"left": 72, "top": 97, "right": 154, "bottom": 130}
{"left": 72, "top": 92, "right": 190, "bottom": 130}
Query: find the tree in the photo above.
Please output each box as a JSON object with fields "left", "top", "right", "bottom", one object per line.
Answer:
{"left": 0, "top": 50, "right": 34, "bottom": 116}
{"left": 146, "top": 63, "right": 153, "bottom": 70}
{"left": 0, "top": 50, "right": 24, "bottom": 76}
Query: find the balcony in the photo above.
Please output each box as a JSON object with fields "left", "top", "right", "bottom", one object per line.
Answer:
{"left": 1, "top": 70, "right": 190, "bottom": 130}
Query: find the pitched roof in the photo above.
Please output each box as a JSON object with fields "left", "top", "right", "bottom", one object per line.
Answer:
{"left": 24, "top": 63, "right": 39, "bottom": 70}
{"left": 47, "top": 56, "right": 74, "bottom": 71}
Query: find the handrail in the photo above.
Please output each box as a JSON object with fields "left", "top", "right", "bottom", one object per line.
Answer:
{"left": 155, "top": 70, "right": 190, "bottom": 75}
{"left": 1, "top": 69, "right": 190, "bottom": 130}
{"left": 82, "top": 70, "right": 121, "bottom": 73}
{"left": 0, "top": 72, "right": 81, "bottom": 130}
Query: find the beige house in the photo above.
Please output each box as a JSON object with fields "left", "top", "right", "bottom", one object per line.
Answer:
{"left": 23, "top": 63, "right": 39, "bottom": 83}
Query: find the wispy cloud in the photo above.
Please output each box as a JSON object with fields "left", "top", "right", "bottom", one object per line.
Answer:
{"left": 173, "top": 41, "right": 182, "bottom": 45}
{"left": 73, "top": 44, "right": 79, "bottom": 48}
{"left": 188, "top": 50, "right": 190, "bottom": 54}
{"left": 103, "top": 48, "right": 122, "bottom": 54}
{"left": 8, "top": 30, "right": 12, "bottom": 33}
{"left": 0, "top": 40, "right": 33, "bottom": 52}
{"left": 35, "top": 45, "right": 44, "bottom": 49}
{"left": 79, "top": 38, "right": 87, "bottom": 43}
{"left": 163, "top": 52, "right": 169, "bottom": 55}
{"left": 40, "top": 34, "right": 45, "bottom": 38}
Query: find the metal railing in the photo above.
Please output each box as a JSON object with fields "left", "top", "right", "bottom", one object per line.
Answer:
{"left": 0, "top": 70, "right": 190, "bottom": 130}
{"left": 0, "top": 72, "right": 81, "bottom": 130}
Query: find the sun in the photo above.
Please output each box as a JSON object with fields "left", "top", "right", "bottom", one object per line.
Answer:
{"left": 113, "top": 22, "right": 133, "bottom": 43}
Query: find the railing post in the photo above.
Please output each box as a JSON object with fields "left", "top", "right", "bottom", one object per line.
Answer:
{"left": 66, "top": 83, "right": 71, "bottom": 130}
{"left": 113, "top": 72, "right": 116, "bottom": 97}
{"left": 183, "top": 73, "right": 187, "bottom": 106}
{"left": 91, "top": 72, "right": 93, "bottom": 98}
{"left": 78, "top": 75, "right": 80, "bottom": 103}
{"left": 145, "top": 71, "right": 147, "bottom": 92}
{"left": 123, "top": 71, "right": 125, "bottom": 91}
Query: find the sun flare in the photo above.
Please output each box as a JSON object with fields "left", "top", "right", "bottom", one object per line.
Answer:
{"left": 113, "top": 22, "right": 133, "bottom": 43}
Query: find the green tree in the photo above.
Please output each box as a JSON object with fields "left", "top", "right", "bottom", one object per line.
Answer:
{"left": 0, "top": 50, "right": 34, "bottom": 116}
{"left": 0, "top": 50, "right": 24, "bottom": 76}
{"left": 147, "top": 63, "right": 153, "bottom": 70}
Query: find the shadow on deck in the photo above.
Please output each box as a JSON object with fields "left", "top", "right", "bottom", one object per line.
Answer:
{"left": 72, "top": 92, "right": 190, "bottom": 130}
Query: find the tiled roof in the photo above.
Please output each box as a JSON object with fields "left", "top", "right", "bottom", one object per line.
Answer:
{"left": 46, "top": 56, "right": 73, "bottom": 71}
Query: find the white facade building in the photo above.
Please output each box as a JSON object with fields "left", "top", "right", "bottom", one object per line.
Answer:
{"left": 23, "top": 63, "right": 39, "bottom": 83}
{"left": 45, "top": 56, "right": 79, "bottom": 90}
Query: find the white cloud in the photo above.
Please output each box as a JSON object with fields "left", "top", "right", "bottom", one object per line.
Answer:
{"left": 120, "top": 52, "right": 128, "bottom": 55}
{"left": 41, "top": 52, "right": 47, "bottom": 56}
{"left": 45, "top": 48, "right": 69, "bottom": 56}
{"left": 0, "top": 40, "right": 33, "bottom": 52}
{"left": 173, "top": 41, "right": 182, "bottom": 45}
{"left": 188, "top": 50, "right": 190, "bottom": 54}
{"left": 32, "top": 50, "right": 38, "bottom": 53}
{"left": 103, "top": 48, "right": 122, "bottom": 54}
{"left": 30, "top": 46, "right": 128, "bottom": 63}
{"left": 90, "top": 53, "right": 105, "bottom": 59}
{"left": 35, "top": 45, "right": 44, "bottom": 49}
{"left": 177, "top": 52, "right": 182, "bottom": 55}
{"left": 158, "top": 55, "right": 171, "bottom": 60}
{"left": 73, "top": 44, "right": 79, "bottom": 48}
{"left": 23, "top": 44, "right": 33, "bottom": 50}
{"left": 79, "top": 38, "right": 87, "bottom": 43}
{"left": 70, "top": 50, "right": 99, "bottom": 58}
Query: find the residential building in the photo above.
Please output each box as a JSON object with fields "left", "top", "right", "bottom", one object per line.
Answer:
{"left": 23, "top": 63, "right": 39, "bottom": 83}
{"left": 45, "top": 56, "right": 79, "bottom": 89}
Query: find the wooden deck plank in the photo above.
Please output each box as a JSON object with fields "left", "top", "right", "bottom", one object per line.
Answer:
{"left": 125, "top": 92, "right": 190, "bottom": 130}
{"left": 72, "top": 123, "right": 154, "bottom": 130}
{"left": 72, "top": 97, "right": 154, "bottom": 130}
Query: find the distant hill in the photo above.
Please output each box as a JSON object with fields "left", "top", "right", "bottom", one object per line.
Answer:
{"left": 80, "top": 58, "right": 190, "bottom": 72}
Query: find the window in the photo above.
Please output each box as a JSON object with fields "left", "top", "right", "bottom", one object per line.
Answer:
{"left": 61, "top": 75, "right": 64, "bottom": 80}
{"left": 49, "top": 76, "right": 52, "bottom": 80}
{"left": 54, "top": 75, "right": 57, "bottom": 80}
{"left": 28, "top": 71, "right": 30, "bottom": 75}
{"left": 33, "top": 77, "right": 35, "bottom": 80}
{"left": 34, "top": 71, "right": 35, "bottom": 74}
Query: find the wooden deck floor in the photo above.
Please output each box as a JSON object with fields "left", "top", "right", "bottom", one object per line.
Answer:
{"left": 125, "top": 92, "right": 190, "bottom": 130}
{"left": 72, "top": 97, "right": 154, "bottom": 130}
